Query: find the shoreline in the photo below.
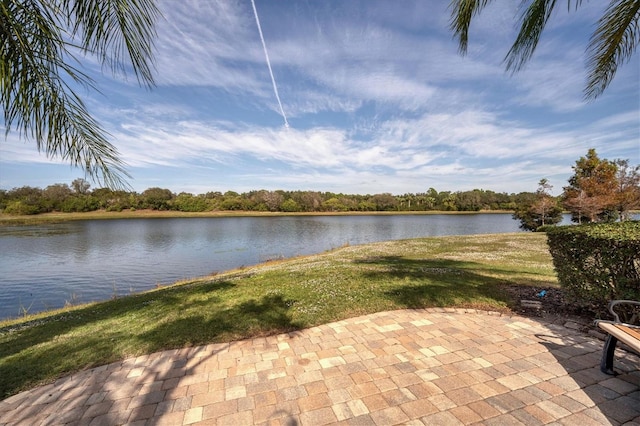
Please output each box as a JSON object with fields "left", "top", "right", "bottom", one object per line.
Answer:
{"left": 0, "top": 209, "right": 515, "bottom": 226}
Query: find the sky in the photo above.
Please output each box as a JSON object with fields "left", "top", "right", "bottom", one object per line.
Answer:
{"left": 1, "top": 0, "right": 638, "bottom": 196}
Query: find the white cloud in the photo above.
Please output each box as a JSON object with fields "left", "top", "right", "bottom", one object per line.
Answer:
{"left": 0, "top": 135, "right": 67, "bottom": 165}
{"left": 589, "top": 111, "right": 640, "bottom": 131}
{"left": 153, "top": 0, "right": 267, "bottom": 94}
{"left": 83, "top": 102, "right": 617, "bottom": 190}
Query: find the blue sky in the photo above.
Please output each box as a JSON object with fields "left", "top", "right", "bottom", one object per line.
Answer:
{"left": 1, "top": 0, "right": 638, "bottom": 196}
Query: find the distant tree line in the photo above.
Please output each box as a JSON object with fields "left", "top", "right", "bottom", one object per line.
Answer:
{"left": 0, "top": 181, "right": 534, "bottom": 215}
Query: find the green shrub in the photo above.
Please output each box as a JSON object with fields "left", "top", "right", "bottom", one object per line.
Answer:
{"left": 3, "top": 200, "right": 42, "bottom": 215}
{"left": 546, "top": 221, "right": 640, "bottom": 315}
{"left": 537, "top": 225, "right": 557, "bottom": 233}
{"left": 60, "top": 196, "right": 100, "bottom": 212}
{"left": 280, "top": 199, "right": 301, "bottom": 212}
{"left": 173, "top": 195, "right": 210, "bottom": 212}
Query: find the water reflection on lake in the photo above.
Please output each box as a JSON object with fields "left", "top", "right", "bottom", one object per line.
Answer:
{"left": 1, "top": 213, "right": 533, "bottom": 319}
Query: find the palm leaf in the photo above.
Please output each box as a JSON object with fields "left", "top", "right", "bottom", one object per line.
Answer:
{"left": 585, "top": 0, "right": 640, "bottom": 99}
{"left": 450, "top": 0, "right": 639, "bottom": 100}
{"left": 63, "top": 0, "right": 160, "bottom": 88}
{"left": 1, "top": 0, "right": 159, "bottom": 188}
{"left": 449, "top": 0, "right": 493, "bottom": 55}
{"left": 504, "top": 0, "right": 558, "bottom": 73}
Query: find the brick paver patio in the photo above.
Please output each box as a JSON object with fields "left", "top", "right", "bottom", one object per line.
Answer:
{"left": 1, "top": 309, "right": 638, "bottom": 425}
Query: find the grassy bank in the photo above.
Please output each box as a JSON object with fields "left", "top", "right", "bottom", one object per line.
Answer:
{"left": 0, "top": 209, "right": 512, "bottom": 226}
{"left": 0, "top": 233, "right": 556, "bottom": 398}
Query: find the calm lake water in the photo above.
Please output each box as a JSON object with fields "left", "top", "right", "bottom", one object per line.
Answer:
{"left": 0, "top": 213, "right": 549, "bottom": 320}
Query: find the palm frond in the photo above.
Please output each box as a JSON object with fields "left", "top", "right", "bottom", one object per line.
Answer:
{"left": 63, "top": 0, "right": 160, "bottom": 88}
{"left": 450, "top": 0, "right": 637, "bottom": 99}
{"left": 504, "top": 0, "right": 558, "bottom": 73}
{"left": 585, "top": 0, "right": 640, "bottom": 100}
{"left": 449, "top": 0, "right": 493, "bottom": 55}
{"left": 1, "top": 0, "right": 134, "bottom": 189}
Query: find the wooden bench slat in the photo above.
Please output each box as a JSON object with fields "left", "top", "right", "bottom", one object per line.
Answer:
{"left": 597, "top": 322, "right": 640, "bottom": 352}
{"left": 619, "top": 325, "right": 640, "bottom": 342}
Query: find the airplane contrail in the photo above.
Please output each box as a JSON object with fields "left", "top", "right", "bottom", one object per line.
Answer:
{"left": 251, "top": 0, "right": 289, "bottom": 128}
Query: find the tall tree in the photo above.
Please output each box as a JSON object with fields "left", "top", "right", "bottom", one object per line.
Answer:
{"left": 296, "top": 191, "right": 323, "bottom": 212}
{"left": 1, "top": 0, "right": 160, "bottom": 188}
{"left": 259, "top": 190, "right": 284, "bottom": 212}
{"left": 71, "top": 178, "right": 91, "bottom": 195}
{"left": 530, "top": 179, "right": 563, "bottom": 226}
{"left": 613, "top": 159, "right": 640, "bottom": 220}
{"left": 450, "top": 0, "right": 640, "bottom": 99}
{"left": 371, "top": 193, "right": 399, "bottom": 211}
{"left": 513, "top": 179, "right": 563, "bottom": 231}
{"left": 43, "top": 183, "right": 73, "bottom": 211}
{"left": 563, "top": 149, "right": 619, "bottom": 223}
{"left": 141, "top": 187, "right": 173, "bottom": 210}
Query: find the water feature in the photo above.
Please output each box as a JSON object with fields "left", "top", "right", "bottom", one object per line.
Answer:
{"left": 0, "top": 213, "right": 539, "bottom": 319}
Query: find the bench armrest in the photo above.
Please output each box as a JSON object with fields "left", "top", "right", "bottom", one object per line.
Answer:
{"left": 608, "top": 300, "right": 640, "bottom": 324}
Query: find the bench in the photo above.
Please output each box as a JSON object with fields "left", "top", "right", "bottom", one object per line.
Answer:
{"left": 595, "top": 300, "right": 640, "bottom": 375}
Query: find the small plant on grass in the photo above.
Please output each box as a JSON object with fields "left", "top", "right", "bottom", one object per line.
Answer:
{"left": 18, "top": 300, "right": 34, "bottom": 318}
{"left": 64, "top": 293, "right": 80, "bottom": 308}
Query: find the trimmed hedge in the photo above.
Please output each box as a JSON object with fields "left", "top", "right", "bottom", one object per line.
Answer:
{"left": 546, "top": 221, "right": 640, "bottom": 316}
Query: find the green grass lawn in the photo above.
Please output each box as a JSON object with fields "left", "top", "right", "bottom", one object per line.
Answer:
{"left": 0, "top": 232, "right": 557, "bottom": 398}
